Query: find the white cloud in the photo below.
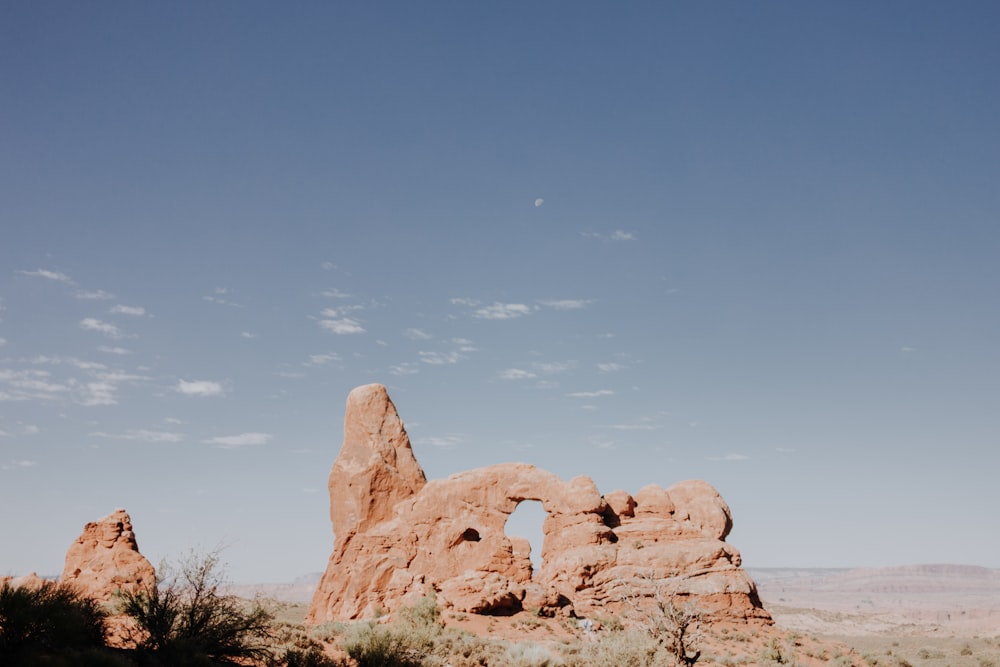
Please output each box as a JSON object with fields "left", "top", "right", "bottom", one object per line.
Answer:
{"left": 567, "top": 389, "right": 615, "bottom": 398}
{"left": 609, "top": 423, "right": 658, "bottom": 431}
{"left": 97, "top": 346, "right": 131, "bottom": 355}
{"left": 22, "top": 424, "right": 40, "bottom": 435}
{"left": 534, "top": 198, "right": 544, "bottom": 207}
{"left": 597, "top": 363, "right": 625, "bottom": 373}
{"left": 708, "top": 453, "right": 749, "bottom": 462}
{"left": 76, "top": 381, "right": 118, "bottom": 406}
{"left": 240, "top": 332, "right": 257, "bottom": 339}
{"left": 0, "top": 337, "right": 5, "bottom": 347}
{"left": 111, "top": 304, "right": 146, "bottom": 316}
{"left": 29, "top": 355, "right": 106, "bottom": 370}
{"left": 321, "top": 261, "right": 336, "bottom": 271}
{"left": 403, "top": 328, "right": 433, "bottom": 340}
{"left": 452, "top": 338, "right": 477, "bottom": 352}
{"left": 498, "top": 368, "right": 537, "bottom": 380}
{"left": 534, "top": 361, "right": 576, "bottom": 374}
{"left": 610, "top": 230, "right": 636, "bottom": 241}
{"left": 449, "top": 297, "right": 480, "bottom": 307}
{"left": 91, "top": 429, "right": 184, "bottom": 443}
{"left": 775, "top": 447, "right": 796, "bottom": 453}
{"left": 175, "top": 380, "right": 226, "bottom": 397}
{"left": 389, "top": 362, "right": 420, "bottom": 376}
{"left": 204, "top": 432, "right": 272, "bottom": 448}
{"left": 76, "top": 289, "right": 115, "bottom": 300}
{"left": 473, "top": 302, "right": 532, "bottom": 320}
{"left": 2, "top": 460, "right": 38, "bottom": 469}
{"left": 321, "top": 288, "right": 351, "bottom": 298}
{"left": 419, "top": 351, "right": 463, "bottom": 365}
{"left": 80, "top": 318, "right": 124, "bottom": 339}
{"left": 319, "top": 318, "right": 365, "bottom": 334}
{"left": 19, "top": 268, "right": 73, "bottom": 283}
{"left": 538, "top": 299, "right": 592, "bottom": 310}
{"left": 306, "top": 353, "right": 341, "bottom": 366}
{"left": 900, "top": 346, "right": 916, "bottom": 353}
{"left": 414, "top": 435, "right": 463, "bottom": 449}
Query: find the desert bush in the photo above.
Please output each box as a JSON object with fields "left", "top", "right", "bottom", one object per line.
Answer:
{"left": 340, "top": 621, "right": 426, "bottom": 667}
{"left": 0, "top": 579, "right": 112, "bottom": 662}
{"left": 116, "top": 549, "right": 275, "bottom": 665}
{"left": 570, "top": 627, "right": 662, "bottom": 667}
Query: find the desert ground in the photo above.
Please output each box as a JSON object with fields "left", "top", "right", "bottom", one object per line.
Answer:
{"left": 235, "top": 563, "right": 1000, "bottom": 666}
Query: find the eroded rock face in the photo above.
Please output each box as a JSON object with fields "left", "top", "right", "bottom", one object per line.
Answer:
{"left": 61, "top": 508, "right": 156, "bottom": 602}
{"left": 307, "top": 384, "right": 770, "bottom": 625}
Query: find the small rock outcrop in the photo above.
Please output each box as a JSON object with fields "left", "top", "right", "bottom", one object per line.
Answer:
{"left": 307, "top": 384, "right": 770, "bottom": 625}
{"left": 61, "top": 508, "right": 156, "bottom": 602}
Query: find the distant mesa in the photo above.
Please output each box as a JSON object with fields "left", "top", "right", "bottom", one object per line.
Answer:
{"left": 306, "top": 383, "right": 771, "bottom": 625}
{"left": 61, "top": 508, "right": 156, "bottom": 602}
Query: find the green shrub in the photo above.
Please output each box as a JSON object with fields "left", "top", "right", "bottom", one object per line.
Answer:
{"left": 116, "top": 550, "right": 275, "bottom": 665}
{"left": 0, "top": 579, "right": 110, "bottom": 661}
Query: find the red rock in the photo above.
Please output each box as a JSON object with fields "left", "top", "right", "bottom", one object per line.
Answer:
{"left": 61, "top": 508, "right": 156, "bottom": 602}
{"left": 307, "top": 384, "right": 770, "bottom": 625}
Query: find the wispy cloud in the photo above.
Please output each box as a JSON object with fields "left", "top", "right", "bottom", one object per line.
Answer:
{"left": 413, "top": 435, "right": 463, "bottom": 449}
{"left": 708, "top": 453, "right": 749, "bottom": 462}
{"left": 306, "top": 353, "right": 341, "bottom": 366}
{"left": 80, "top": 318, "right": 124, "bottom": 339}
{"left": 76, "top": 289, "right": 115, "bottom": 300}
{"left": 111, "top": 305, "right": 146, "bottom": 316}
{"left": 204, "top": 432, "right": 272, "bottom": 449}
{"left": 18, "top": 268, "right": 74, "bottom": 283}
{"left": 567, "top": 389, "right": 615, "bottom": 398}
{"left": 97, "top": 346, "right": 131, "bottom": 355}
{"left": 450, "top": 297, "right": 480, "bottom": 307}
{"left": 388, "top": 362, "right": 419, "bottom": 376}
{"left": 90, "top": 429, "right": 184, "bottom": 443}
{"left": 1, "top": 460, "right": 38, "bottom": 470}
{"left": 419, "top": 350, "right": 463, "bottom": 365}
{"left": 498, "top": 368, "right": 537, "bottom": 380}
{"left": 452, "top": 338, "right": 477, "bottom": 352}
{"left": 534, "top": 361, "right": 576, "bottom": 374}
{"left": 319, "top": 317, "right": 365, "bottom": 334}
{"left": 0, "top": 369, "right": 70, "bottom": 401}
{"left": 580, "top": 230, "right": 637, "bottom": 242}
{"left": 175, "top": 379, "right": 226, "bottom": 397}
{"left": 597, "top": 362, "right": 625, "bottom": 373}
{"left": 403, "top": 328, "right": 433, "bottom": 340}
{"left": 473, "top": 302, "right": 532, "bottom": 320}
{"left": 608, "top": 423, "right": 659, "bottom": 431}
{"left": 538, "top": 299, "right": 593, "bottom": 310}
{"left": 203, "top": 287, "right": 243, "bottom": 307}
{"left": 240, "top": 332, "right": 257, "bottom": 339}
{"left": 0, "top": 338, "right": 6, "bottom": 347}
{"left": 534, "top": 198, "right": 544, "bottom": 207}
{"left": 321, "top": 288, "right": 352, "bottom": 298}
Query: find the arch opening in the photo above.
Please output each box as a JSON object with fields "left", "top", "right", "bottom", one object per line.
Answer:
{"left": 504, "top": 500, "right": 546, "bottom": 576}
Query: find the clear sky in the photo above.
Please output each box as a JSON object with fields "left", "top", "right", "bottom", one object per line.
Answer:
{"left": 2, "top": 2, "right": 998, "bottom": 584}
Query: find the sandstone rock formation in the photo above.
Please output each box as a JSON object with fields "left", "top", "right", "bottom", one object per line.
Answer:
{"left": 0, "top": 572, "right": 47, "bottom": 590}
{"left": 61, "top": 508, "right": 156, "bottom": 602}
{"left": 307, "top": 383, "right": 770, "bottom": 625}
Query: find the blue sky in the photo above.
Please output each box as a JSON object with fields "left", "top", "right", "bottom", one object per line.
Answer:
{"left": 2, "top": 2, "right": 998, "bottom": 583}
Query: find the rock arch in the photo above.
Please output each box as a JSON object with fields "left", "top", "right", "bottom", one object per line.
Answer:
{"left": 306, "top": 384, "right": 769, "bottom": 624}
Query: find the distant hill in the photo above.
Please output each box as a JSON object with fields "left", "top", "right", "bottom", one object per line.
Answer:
{"left": 749, "top": 564, "right": 1000, "bottom": 636}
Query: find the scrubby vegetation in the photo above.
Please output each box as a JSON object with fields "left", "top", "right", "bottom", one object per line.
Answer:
{"left": 9, "top": 558, "right": 996, "bottom": 667}
{"left": 0, "top": 579, "right": 113, "bottom": 665}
